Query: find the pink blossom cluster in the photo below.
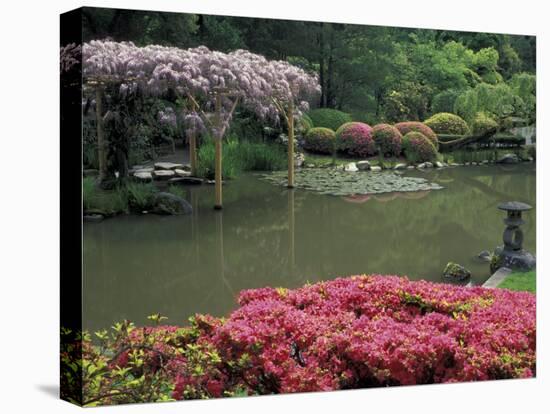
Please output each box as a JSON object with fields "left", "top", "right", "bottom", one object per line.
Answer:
{"left": 137, "top": 275, "right": 534, "bottom": 399}
{"left": 86, "top": 276, "right": 535, "bottom": 402}
{"left": 394, "top": 121, "right": 438, "bottom": 148}
{"left": 81, "top": 40, "right": 320, "bottom": 128}
{"left": 335, "top": 122, "right": 376, "bottom": 157}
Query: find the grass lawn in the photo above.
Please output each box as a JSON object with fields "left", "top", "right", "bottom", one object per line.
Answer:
{"left": 497, "top": 271, "right": 536, "bottom": 293}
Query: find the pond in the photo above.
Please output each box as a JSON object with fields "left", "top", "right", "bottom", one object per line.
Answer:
{"left": 83, "top": 164, "right": 536, "bottom": 332}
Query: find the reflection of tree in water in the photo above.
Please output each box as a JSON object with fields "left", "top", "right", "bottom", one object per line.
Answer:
{"left": 83, "top": 165, "right": 535, "bottom": 332}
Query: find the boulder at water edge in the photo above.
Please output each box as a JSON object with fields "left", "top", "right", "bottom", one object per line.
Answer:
{"left": 497, "top": 153, "right": 520, "bottom": 164}
{"left": 151, "top": 192, "right": 193, "bottom": 215}
{"left": 443, "top": 262, "right": 471, "bottom": 282}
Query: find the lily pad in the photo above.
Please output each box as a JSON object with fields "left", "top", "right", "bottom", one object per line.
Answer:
{"left": 260, "top": 168, "right": 443, "bottom": 197}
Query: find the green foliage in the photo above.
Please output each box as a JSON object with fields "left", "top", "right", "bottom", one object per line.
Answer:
{"left": 431, "top": 90, "right": 461, "bottom": 114}
{"left": 303, "top": 127, "right": 337, "bottom": 155}
{"left": 402, "top": 132, "right": 438, "bottom": 163}
{"left": 472, "top": 112, "right": 498, "bottom": 136}
{"left": 196, "top": 138, "right": 287, "bottom": 179}
{"left": 424, "top": 113, "right": 470, "bottom": 135}
{"left": 307, "top": 109, "right": 352, "bottom": 131}
{"left": 126, "top": 182, "right": 157, "bottom": 211}
{"left": 83, "top": 177, "right": 128, "bottom": 215}
{"left": 498, "top": 271, "right": 536, "bottom": 293}
{"left": 299, "top": 114, "right": 314, "bottom": 133}
{"left": 394, "top": 122, "right": 438, "bottom": 149}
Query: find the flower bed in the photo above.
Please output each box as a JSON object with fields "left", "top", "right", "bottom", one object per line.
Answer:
{"left": 72, "top": 275, "right": 536, "bottom": 405}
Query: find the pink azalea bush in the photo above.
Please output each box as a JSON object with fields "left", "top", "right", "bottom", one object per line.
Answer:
{"left": 74, "top": 275, "right": 535, "bottom": 405}
{"left": 372, "top": 124, "right": 403, "bottom": 157}
{"left": 335, "top": 122, "right": 376, "bottom": 157}
{"left": 402, "top": 131, "right": 438, "bottom": 163}
{"left": 395, "top": 121, "right": 438, "bottom": 149}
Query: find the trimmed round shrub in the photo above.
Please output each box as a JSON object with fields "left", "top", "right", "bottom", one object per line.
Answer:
{"left": 394, "top": 122, "right": 438, "bottom": 149}
{"left": 472, "top": 112, "right": 498, "bottom": 136}
{"left": 297, "top": 114, "right": 314, "bottom": 133}
{"left": 335, "top": 122, "right": 375, "bottom": 157}
{"left": 372, "top": 124, "right": 403, "bottom": 157}
{"left": 303, "top": 127, "right": 336, "bottom": 154}
{"left": 402, "top": 131, "right": 438, "bottom": 163}
{"left": 424, "top": 113, "right": 470, "bottom": 136}
{"left": 307, "top": 108, "right": 352, "bottom": 131}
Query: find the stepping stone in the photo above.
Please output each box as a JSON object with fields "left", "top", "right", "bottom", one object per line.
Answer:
{"left": 134, "top": 171, "right": 153, "bottom": 181}
{"left": 154, "top": 162, "right": 186, "bottom": 170}
{"left": 153, "top": 170, "right": 176, "bottom": 180}
{"left": 370, "top": 166, "right": 382, "bottom": 172}
{"left": 357, "top": 161, "right": 371, "bottom": 171}
{"left": 175, "top": 169, "right": 192, "bottom": 177}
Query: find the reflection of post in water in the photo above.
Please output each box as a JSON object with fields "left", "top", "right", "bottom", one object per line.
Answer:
{"left": 190, "top": 190, "right": 200, "bottom": 261}
{"left": 288, "top": 188, "right": 295, "bottom": 276}
{"left": 215, "top": 211, "right": 234, "bottom": 295}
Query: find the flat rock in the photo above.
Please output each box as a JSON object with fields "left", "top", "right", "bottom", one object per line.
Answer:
{"left": 134, "top": 171, "right": 153, "bottom": 181}
{"left": 357, "top": 161, "right": 371, "bottom": 171}
{"left": 168, "top": 177, "right": 203, "bottom": 185}
{"left": 134, "top": 167, "right": 154, "bottom": 173}
{"left": 435, "top": 161, "right": 444, "bottom": 168}
{"left": 394, "top": 163, "right": 407, "bottom": 170}
{"left": 175, "top": 169, "right": 192, "bottom": 177}
{"left": 424, "top": 162, "right": 434, "bottom": 168}
{"left": 154, "top": 162, "right": 186, "bottom": 170}
{"left": 406, "top": 165, "right": 415, "bottom": 170}
{"left": 344, "top": 162, "right": 359, "bottom": 172}
{"left": 496, "top": 153, "right": 520, "bottom": 164}
{"left": 153, "top": 170, "right": 176, "bottom": 180}
{"left": 370, "top": 166, "right": 382, "bottom": 172}
{"left": 83, "top": 213, "right": 104, "bottom": 223}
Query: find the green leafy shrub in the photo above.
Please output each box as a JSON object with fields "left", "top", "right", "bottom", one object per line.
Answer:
{"left": 298, "top": 114, "right": 314, "bottom": 133}
{"left": 402, "top": 131, "right": 438, "bottom": 163}
{"left": 424, "top": 113, "right": 470, "bottom": 135}
{"left": 83, "top": 177, "right": 128, "bottom": 215}
{"left": 472, "top": 112, "right": 498, "bottom": 136}
{"left": 197, "top": 138, "right": 287, "bottom": 179}
{"left": 307, "top": 108, "right": 352, "bottom": 131}
{"left": 372, "top": 124, "right": 403, "bottom": 157}
{"left": 303, "top": 127, "right": 337, "bottom": 154}
{"left": 431, "top": 90, "right": 461, "bottom": 114}
{"left": 394, "top": 122, "right": 438, "bottom": 149}
{"left": 126, "top": 182, "right": 157, "bottom": 211}
{"left": 335, "top": 122, "right": 375, "bottom": 157}
{"left": 527, "top": 145, "right": 536, "bottom": 160}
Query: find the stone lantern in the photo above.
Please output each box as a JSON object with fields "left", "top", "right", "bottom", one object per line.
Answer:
{"left": 490, "top": 201, "right": 536, "bottom": 273}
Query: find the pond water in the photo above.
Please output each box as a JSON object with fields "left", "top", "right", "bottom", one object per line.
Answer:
{"left": 83, "top": 164, "right": 536, "bottom": 332}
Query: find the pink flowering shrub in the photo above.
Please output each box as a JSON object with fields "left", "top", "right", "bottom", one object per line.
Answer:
{"left": 402, "top": 132, "right": 438, "bottom": 163}
{"left": 75, "top": 276, "right": 535, "bottom": 405}
{"left": 395, "top": 121, "right": 438, "bottom": 149}
{"left": 335, "top": 122, "right": 376, "bottom": 157}
{"left": 372, "top": 124, "right": 403, "bottom": 157}
{"left": 303, "top": 127, "right": 336, "bottom": 154}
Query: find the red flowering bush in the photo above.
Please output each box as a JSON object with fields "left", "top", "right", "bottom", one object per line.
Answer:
{"left": 303, "top": 127, "right": 336, "bottom": 154}
{"left": 75, "top": 276, "right": 535, "bottom": 405}
{"left": 402, "top": 131, "right": 438, "bottom": 163}
{"left": 395, "top": 121, "right": 438, "bottom": 149}
{"left": 372, "top": 124, "right": 403, "bottom": 157}
{"left": 335, "top": 122, "right": 376, "bottom": 157}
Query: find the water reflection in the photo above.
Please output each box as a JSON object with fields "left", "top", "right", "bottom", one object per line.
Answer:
{"left": 83, "top": 164, "right": 535, "bottom": 332}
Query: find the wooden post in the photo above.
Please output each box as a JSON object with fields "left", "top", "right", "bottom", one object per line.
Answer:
{"left": 288, "top": 188, "right": 295, "bottom": 274}
{"left": 287, "top": 100, "right": 295, "bottom": 188}
{"left": 214, "top": 93, "right": 223, "bottom": 209}
{"left": 95, "top": 87, "right": 107, "bottom": 182}
{"left": 189, "top": 100, "right": 198, "bottom": 176}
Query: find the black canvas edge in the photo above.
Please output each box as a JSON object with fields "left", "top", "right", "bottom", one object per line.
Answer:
{"left": 60, "top": 7, "right": 84, "bottom": 406}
